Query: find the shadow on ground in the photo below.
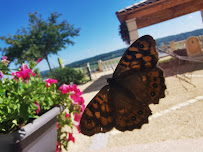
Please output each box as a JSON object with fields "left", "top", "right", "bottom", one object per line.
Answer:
{"left": 83, "top": 74, "right": 112, "bottom": 94}
{"left": 159, "top": 59, "right": 203, "bottom": 77}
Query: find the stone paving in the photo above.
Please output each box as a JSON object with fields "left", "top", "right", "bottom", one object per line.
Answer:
{"left": 67, "top": 67, "right": 203, "bottom": 152}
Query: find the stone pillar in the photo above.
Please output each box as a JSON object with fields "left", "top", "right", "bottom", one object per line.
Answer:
{"left": 186, "top": 36, "right": 202, "bottom": 57}
{"left": 126, "top": 18, "right": 139, "bottom": 44}
{"left": 170, "top": 41, "right": 175, "bottom": 52}
{"left": 97, "top": 60, "right": 103, "bottom": 72}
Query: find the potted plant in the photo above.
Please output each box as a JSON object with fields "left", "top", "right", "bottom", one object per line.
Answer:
{"left": 0, "top": 56, "right": 85, "bottom": 152}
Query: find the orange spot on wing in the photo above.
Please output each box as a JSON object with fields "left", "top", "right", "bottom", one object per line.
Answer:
{"left": 101, "top": 117, "right": 108, "bottom": 125}
{"left": 136, "top": 53, "right": 143, "bottom": 58}
{"left": 129, "top": 47, "right": 139, "bottom": 52}
{"left": 96, "top": 96, "right": 104, "bottom": 105}
{"left": 86, "top": 109, "right": 93, "bottom": 117}
{"left": 132, "top": 64, "right": 140, "bottom": 69}
{"left": 131, "top": 61, "right": 139, "bottom": 65}
{"left": 106, "top": 105, "right": 111, "bottom": 112}
{"left": 119, "top": 109, "right": 125, "bottom": 114}
{"left": 101, "top": 104, "right": 106, "bottom": 112}
{"left": 143, "top": 56, "right": 152, "bottom": 62}
{"left": 121, "top": 60, "right": 130, "bottom": 66}
{"left": 92, "top": 103, "right": 98, "bottom": 109}
{"left": 95, "top": 112, "right": 100, "bottom": 118}
{"left": 145, "top": 62, "right": 151, "bottom": 68}
{"left": 108, "top": 117, "right": 113, "bottom": 123}
{"left": 142, "top": 76, "right": 147, "bottom": 81}
{"left": 126, "top": 54, "right": 133, "bottom": 60}
{"left": 125, "top": 67, "right": 130, "bottom": 70}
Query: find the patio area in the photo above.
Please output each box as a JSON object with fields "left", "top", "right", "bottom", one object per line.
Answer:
{"left": 67, "top": 60, "right": 203, "bottom": 152}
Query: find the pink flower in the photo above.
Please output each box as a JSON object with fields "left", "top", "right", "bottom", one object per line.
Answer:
{"left": 56, "top": 122, "right": 61, "bottom": 130}
{"left": 71, "top": 84, "right": 82, "bottom": 97}
{"left": 56, "top": 142, "right": 60, "bottom": 152}
{"left": 44, "top": 78, "right": 58, "bottom": 88}
{"left": 0, "top": 70, "right": 4, "bottom": 79}
{"left": 35, "top": 101, "right": 40, "bottom": 115}
{"left": 2, "top": 56, "right": 7, "bottom": 60}
{"left": 59, "top": 84, "right": 82, "bottom": 96}
{"left": 1, "top": 56, "right": 10, "bottom": 65}
{"left": 74, "top": 112, "right": 82, "bottom": 123}
{"left": 65, "top": 113, "right": 70, "bottom": 118}
{"left": 12, "top": 69, "right": 36, "bottom": 82}
{"left": 20, "top": 63, "right": 29, "bottom": 71}
{"left": 59, "top": 84, "right": 72, "bottom": 94}
{"left": 67, "top": 133, "right": 75, "bottom": 143}
{"left": 36, "top": 58, "right": 42, "bottom": 64}
{"left": 72, "top": 96, "right": 84, "bottom": 105}
{"left": 80, "top": 103, "right": 85, "bottom": 113}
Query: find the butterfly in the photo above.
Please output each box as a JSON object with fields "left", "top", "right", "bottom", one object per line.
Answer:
{"left": 79, "top": 35, "right": 166, "bottom": 136}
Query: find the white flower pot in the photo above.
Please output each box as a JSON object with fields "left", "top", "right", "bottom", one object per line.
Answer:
{"left": 0, "top": 106, "right": 63, "bottom": 152}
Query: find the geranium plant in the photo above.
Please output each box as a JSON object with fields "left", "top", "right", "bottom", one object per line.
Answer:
{"left": 0, "top": 56, "right": 85, "bottom": 152}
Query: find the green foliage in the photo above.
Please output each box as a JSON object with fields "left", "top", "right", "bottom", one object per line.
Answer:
{"left": 49, "top": 67, "right": 88, "bottom": 87}
{"left": 0, "top": 12, "right": 80, "bottom": 72}
{"left": 0, "top": 77, "right": 53, "bottom": 133}
{"left": 0, "top": 58, "right": 85, "bottom": 151}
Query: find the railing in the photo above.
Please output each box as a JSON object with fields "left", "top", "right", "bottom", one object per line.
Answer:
{"left": 80, "top": 35, "right": 203, "bottom": 75}
{"left": 159, "top": 35, "right": 203, "bottom": 52}
{"left": 98, "top": 57, "right": 121, "bottom": 72}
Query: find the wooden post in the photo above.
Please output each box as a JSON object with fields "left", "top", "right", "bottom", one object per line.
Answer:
{"left": 86, "top": 62, "right": 92, "bottom": 81}
{"left": 58, "top": 58, "right": 64, "bottom": 68}
{"left": 98, "top": 60, "right": 103, "bottom": 72}
{"left": 126, "top": 18, "right": 139, "bottom": 44}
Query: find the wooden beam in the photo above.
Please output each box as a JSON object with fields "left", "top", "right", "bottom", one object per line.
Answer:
{"left": 136, "top": 0, "right": 203, "bottom": 29}
{"left": 117, "top": 0, "right": 203, "bottom": 29}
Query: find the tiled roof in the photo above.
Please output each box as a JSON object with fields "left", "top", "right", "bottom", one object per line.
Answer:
{"left": 116, "top": 0, "right": 161, "bottom": 14}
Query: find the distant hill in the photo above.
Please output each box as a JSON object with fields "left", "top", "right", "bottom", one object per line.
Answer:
{"left": 40, "top": 28, "right": 203, "bottom": 77}
{"left": 67, "top": 47, "right": 126, "bottom": 68}
{"left": 67, "top": 28, "right": 203, "bottom": 68}
{"left": 156, "top": 28, "right": 203, "bottom": 46}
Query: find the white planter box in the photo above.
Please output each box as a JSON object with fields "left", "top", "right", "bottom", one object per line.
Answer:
{"left": 0, "top": 106, "right": 63, "bottom": 152}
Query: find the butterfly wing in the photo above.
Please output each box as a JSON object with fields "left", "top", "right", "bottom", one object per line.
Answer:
{"left": 109, "top": 86, "right": 152, "bottom": 131}
{"left": 80, "top": 35, "right": 166, "bottom": 135}
{"left": 114, "top": 35, "right": 158, "bottom": 78}
{"left": 79, "top": 85, "right": 114, "bottom": 136}
{"left": 108, "top": 35, "right": 166, "bottom": 131}
{"left": 117, "top": 67, "right": 166, "bottom": 105}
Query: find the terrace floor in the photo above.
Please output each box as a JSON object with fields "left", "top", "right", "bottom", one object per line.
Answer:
{"left": 67, "top": 59, "right": 203, "bottom": 152}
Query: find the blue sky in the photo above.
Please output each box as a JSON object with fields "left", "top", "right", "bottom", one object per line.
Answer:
{"left": 0, "top": 0, "right": 202, "bottom": 71}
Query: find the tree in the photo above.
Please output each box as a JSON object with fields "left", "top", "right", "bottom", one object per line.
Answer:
{"left": 0, "top": 12, "right": 79, "bottom": 72}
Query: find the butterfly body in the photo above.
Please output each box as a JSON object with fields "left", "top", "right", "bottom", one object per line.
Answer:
{"left": 80, "top": 35, "right": 166, "bottom": 136}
